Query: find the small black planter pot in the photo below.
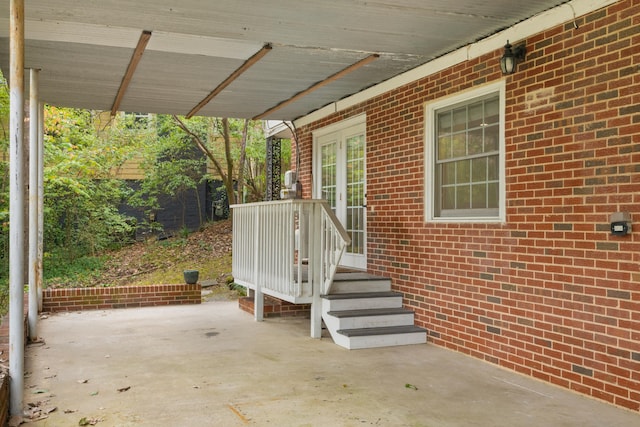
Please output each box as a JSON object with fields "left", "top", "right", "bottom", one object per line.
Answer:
{"left": 183, "top": 269, "right": 199, "bottom": 284}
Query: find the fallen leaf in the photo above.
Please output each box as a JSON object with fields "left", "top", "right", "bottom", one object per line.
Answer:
{"left": 405, "top": 383, "right": 418, "bottom": 390}
{"left": 89, "top": 391, "right": 99, "bottom": 396}
{"left": 79, "top": 416, "right": 103, "bottom": 426}
{"left": 64, "top": 409, "right": 78, "bottom": 414}
{"left": 32, "top": 389, "right": 48, "bottom": 394}
{"left": 117, "top": 386, "right": 130, "bottom": 392}
{"left": 77, "top": 379, "right": 89, "bottom": 384}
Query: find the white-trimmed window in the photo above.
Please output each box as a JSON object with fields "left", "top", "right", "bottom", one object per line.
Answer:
{"left": 425, "top": 81, "right": 506, "bottom": 222}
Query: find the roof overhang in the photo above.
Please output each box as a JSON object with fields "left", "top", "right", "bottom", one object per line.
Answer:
{"left": 0, "top": 0, "right": 609, "bottom": 121}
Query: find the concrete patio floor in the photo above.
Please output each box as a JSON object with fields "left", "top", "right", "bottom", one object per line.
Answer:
{"left": 22, "top": 300, "right": 640, "bottom": 427}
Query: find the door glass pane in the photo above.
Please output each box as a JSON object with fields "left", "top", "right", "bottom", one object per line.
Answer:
{"left": 346, "top": 134, "right": 365, "bottom": 255}
{"left": 321, "top": 142, "right": 337, "bottom": 210}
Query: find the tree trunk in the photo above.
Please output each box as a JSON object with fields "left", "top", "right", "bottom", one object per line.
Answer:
{"left": 172, "top": 115, "right": 235, "bottom": 208}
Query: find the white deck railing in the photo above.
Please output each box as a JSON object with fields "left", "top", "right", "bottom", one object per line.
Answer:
{"left": 231, "top": 199, "right": 351, "bottom": 337}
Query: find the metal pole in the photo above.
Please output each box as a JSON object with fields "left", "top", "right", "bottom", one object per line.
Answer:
{"left": 29, "top": 69, "right": 40, "bottom": 340}
{"left": 37, "top": 102, "right": 44, "bottom": 312}
{"left": 9, "top": 0, "right": 26, "bottom": 416}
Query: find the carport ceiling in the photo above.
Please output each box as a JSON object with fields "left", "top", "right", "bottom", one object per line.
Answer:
{"left": 1, "top": 0, "right": 570, "bottom": 121}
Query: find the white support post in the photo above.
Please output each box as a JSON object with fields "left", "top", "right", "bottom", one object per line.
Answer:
{"left": 310, "top": 204, "right": 323, "bottom": 339}
{"left": 9, "top": 0, "right": 26, "bottom": 416}
{"left": 253, "top": 206, "right": 263, "bottom": 321}
{"left": 254, "top": 286, "right": 264, "bottom": 322}
{"left": 37, "top": 102, "right": 44, "bottom": 312}
{"left": 28, "top": 69, "right": 40, "bottom": 341}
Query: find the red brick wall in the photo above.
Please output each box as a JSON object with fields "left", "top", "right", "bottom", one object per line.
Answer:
{"left": 0, "top": 373, "right": 7, "bottom": 427}
{"left": 238, "top": 296, "right": 311, "bottom": 318}
{"left": 296, "top": 1, "right": 640, "bottom": 411}
{"left": 42, "top": 284, "right": 201, "bottom": 313}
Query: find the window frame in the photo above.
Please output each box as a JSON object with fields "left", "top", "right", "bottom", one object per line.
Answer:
{"left": 424, "top": 81, "right": 506, "bottom": 223}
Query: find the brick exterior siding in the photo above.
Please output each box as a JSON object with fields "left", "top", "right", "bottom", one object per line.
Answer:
{"left": 295, "top": 1, "right": 640, "bottom": 411}
{"left": 42, "top": 284, "right": 201, "bottom": 313}
{"left": 238, "top": 296, "right": 311, "bottom": 318}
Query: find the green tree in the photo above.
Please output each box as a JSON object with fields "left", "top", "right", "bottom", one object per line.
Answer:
{"left": 128, "top": 114, "right": 207, "bottom": 230}
{"left": 173, "top": 115, "right": 283, "bottom": 205}
{"left": 43, "top": 106, "right": 140, "bottom": 259}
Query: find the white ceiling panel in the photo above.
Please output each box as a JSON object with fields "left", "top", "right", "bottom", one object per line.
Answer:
{"left": 0, "top": 0, "right": 580, "bottom": 120}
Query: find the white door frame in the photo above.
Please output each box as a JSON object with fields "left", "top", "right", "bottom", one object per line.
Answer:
{"left": 312, "top": 115, "right": 367, "bottom": 270}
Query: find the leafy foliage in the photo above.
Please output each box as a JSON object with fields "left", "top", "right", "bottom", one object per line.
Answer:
{"left": 43, "top": 250, "right": 107, "bottom": 288}
{"left": 172, "top": 115, "right": 289, "bottom": 204}
{"left": 0, "top": 67, "right": 289, "bottom": 315}
{"left": 42, "top": 108, "right": 141, "bottom": 259}
{"left": 127, "top": 114, "right": 207, "bottom": 227}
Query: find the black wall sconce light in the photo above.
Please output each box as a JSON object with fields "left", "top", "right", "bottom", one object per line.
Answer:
{"left": 500, "top": 40, "right": 527, "bottom": 75}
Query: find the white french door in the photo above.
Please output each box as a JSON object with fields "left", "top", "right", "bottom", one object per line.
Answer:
{"left": 314, "top": 118, "right": 367, "bottom": 270}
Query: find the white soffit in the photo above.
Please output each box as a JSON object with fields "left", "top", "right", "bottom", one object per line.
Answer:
{"left": 294, "top": 0, "right": 620, "bottom": 128}
{"left": 147, "top": 31, "right": 262, "bottom": 60}
{"left": 0, "top": 19, "right": 261, "bottom": 60}
{"left": 0, "top": 19, "right": 140, "bottom": 48}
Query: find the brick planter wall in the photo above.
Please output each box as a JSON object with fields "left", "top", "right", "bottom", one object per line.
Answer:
{"left": 0, "top": 373, "right": 7, "bottom": 427}
{"left": 239, "top": 296, "right": 311, "bottom": 318}
{"left": 296, "top": 1, "right": 640, "bottom": 412}
{"left": 42, "top": 284, "right": 201, "bottom": 313}
{"left": 0, "top": 286, "right": 200, "bottom": 422}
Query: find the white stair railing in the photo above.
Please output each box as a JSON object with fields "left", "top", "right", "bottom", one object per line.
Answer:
{"left": 231, "top": 199, "right": 350, "bottom": 337}
{"left": 315, "top": 201, "right": 351, "bottom": 296}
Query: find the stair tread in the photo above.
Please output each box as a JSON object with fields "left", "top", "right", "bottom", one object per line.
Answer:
{"left": 337, "top": 325, "right": 427, "bottom": 337}
{"left": 332, "top": 273, "right": 390, "bottom": 282}
{"left": 321, "top": 291, "right": 401, "bottom": 300}
{"left": 327, "top": 307, "right": 413, "bottom": 318}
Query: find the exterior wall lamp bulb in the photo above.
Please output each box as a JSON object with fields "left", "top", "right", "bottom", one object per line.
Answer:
{"left": 500, "top": 40, "right": 527, "bottom": 75}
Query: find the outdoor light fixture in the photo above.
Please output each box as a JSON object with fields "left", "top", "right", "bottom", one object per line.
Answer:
{"left": 500, "top": 41, "right": 526, "bottom": 75}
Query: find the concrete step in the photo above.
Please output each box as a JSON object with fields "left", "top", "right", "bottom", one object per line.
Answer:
{"left": 321, "top": 291, "right": 403, "bottom": 311}
{"left": 334, "top": 325, "right": 428, "bottom": 350}
{"left": 326, "top": 307, "right": 415, "bottom": 329}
